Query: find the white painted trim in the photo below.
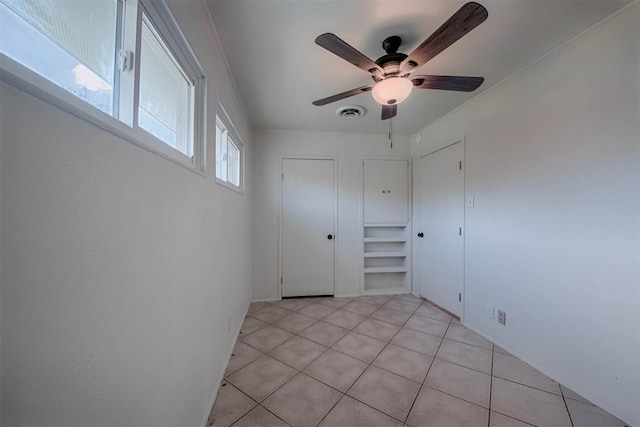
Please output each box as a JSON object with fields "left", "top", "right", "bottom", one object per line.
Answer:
{"left": 200, "top": 299, "right": 250, "bottom": 427}
{"left": 250, "top": 298, "right": 280, "bottom": 303}
{"left": 0, "top": 0, "right": 208, "bottom": 175}
{"left": 215, "top": 100, "right": 245, "bottom": 194}
{"left": 417, "top": 136, "right": 465, "bottom": 158}
{"left": 459, "top": 320, "right": 609, "bottom": 423}
{"left": 0, "top": 57, "right": 206, "bottom": 176}
{"left": 279, "top": 156, "right": 338, "bottom": 298}
{"left": 334, "top": 293, "right": 361, "bottom": 298}
{"left": 414, "top": 139, "right": 465, "bottom": 320}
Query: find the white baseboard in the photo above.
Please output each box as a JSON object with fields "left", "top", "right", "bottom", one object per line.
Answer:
{"left": 200, "top": 300, "right": 250, "bottom": 427}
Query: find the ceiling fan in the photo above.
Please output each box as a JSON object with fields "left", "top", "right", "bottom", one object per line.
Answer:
{"left": 312, "top": 2, "right": 488, "bottom": 120}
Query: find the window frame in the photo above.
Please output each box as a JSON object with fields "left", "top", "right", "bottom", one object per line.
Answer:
{"left": 0, "top": 0, "right": 206, "bottom": 174}
{"left": 215, "top": 101, "right": 244, "bottom": 194}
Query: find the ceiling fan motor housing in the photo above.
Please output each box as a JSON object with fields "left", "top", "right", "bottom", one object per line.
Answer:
{"left": 371, "top": 36, "right": 407, "bottom": 80}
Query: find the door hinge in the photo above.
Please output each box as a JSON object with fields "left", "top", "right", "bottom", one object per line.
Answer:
{"left": 280, "top": 276, "right": 283, "bottom": 284}
{"left": 281, "top": 173, "right": 284, "bottom": 181}
{"left": 459, "top": 293, "right": 462, "bottom": 302}
{"left": 459, "top": 227, "right": 462, "bottom": 236}
{"left": 459, "top": 161, "right": 462, "bottom": 170}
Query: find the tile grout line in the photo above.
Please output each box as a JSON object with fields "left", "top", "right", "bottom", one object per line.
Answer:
{"left": 241, "top": 300, "right": 487, "bottom": 390}
{"left": 226, "top": 303, "right": 338, "bottom": 418}
{"left": 402, "top": 316, "right": 452, "bottom": 426}
{"left": 337, "top": 300, "right": 424, "bottom": 425}
{"left": 487, "top": 344, "right": 495, "bottom": 427}
{"left": 332, "top": 300, "right": 416, "bottom": 402}
{"left": 234, "top": 296, "right": 401, "bottom": 425}
{"left": 239, "top": 297, "right": 615, "bottom": 427}
{"left": 559, "top": 382, "right": 576, "bottom": 427}
{"left": 209, "top": 382, "right": 259, "bottom": 427}
{"left": 430, "top": 343, "right": 492, "bottom": 376}
{"left": 231, "top": 296, "right": 440, "bottom": 426}
{"left": 301, "top": 295, "right": 408, "bottom": 426}
{"left": 229, "top": 403, "right": 292, "bottom": 427}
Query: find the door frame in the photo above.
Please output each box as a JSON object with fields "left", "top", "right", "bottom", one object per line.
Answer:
{"left": 413, "top": 137, "right": 466, "bottom": 320}
{"left": 279, "top": 156, "right": 338, "bottom": 299}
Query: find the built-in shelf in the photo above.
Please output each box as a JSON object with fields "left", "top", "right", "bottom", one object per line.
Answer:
{"left": 363, "top": 223, "right": 409, "bottom": 291}
{"left": 364, "top": 266, "right": 408, "bottom": 274}
{"left": 363, "top": 237, "right": 407, "bottom": 243}
{"left": 364, "top": 251, "right": 405, "bottom": 258}
{"left": 364, "top": 223, "right": 408, "bottom": 227}
{"left": 362, "top": 159, "right": 410, "bottom": 293}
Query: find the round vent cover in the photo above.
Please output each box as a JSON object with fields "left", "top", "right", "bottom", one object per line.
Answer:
{"left": 336, "top": 105, "right": 366, "bottom": 119}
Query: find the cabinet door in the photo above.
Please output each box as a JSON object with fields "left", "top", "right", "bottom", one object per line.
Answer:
{"left": 363, "top": 160, "right": 387, "bottom": 223}
{"left": 384, "top": 160, "right": 409, "bottom": 223}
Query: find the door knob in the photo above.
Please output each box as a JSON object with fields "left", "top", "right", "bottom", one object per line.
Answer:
{"left": 327, "top": 234, "right": 334, "bottom": 240}
{"left": 417, "top": 232, "right": 424, "bottom": 238}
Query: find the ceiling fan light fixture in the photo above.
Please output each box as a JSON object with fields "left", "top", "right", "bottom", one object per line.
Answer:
{"left": 371, "top": 77, "right": 413, "bottom": 106}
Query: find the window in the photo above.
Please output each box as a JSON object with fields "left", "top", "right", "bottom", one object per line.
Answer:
{"left": 216, "top": 103, "right": 243, "bottom": 192}
{"left": 138, "top": 14, "right": 194, "bottom": 157}
{"left": 0, "top": 0, "right": 120, "bottom": 115}
{"left": 0, "top": 0, "right": 205, "bottom": 172}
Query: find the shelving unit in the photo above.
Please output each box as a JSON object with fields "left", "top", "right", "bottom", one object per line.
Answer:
{"left": 363, "top": 224, "right": 409, "bottom": 293}
{"left": 362, "top": 158, "right": 411, "bottom": 294}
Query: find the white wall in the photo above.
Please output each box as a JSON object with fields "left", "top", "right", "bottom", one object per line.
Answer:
{"left": 0, "top": 1, "right": 253, "bottom": 426}
{"left": 412, "top": 4, "right": 639, "bottom": 426}
{"left": 252, "top": 129, "right": 410, "bottom": 301}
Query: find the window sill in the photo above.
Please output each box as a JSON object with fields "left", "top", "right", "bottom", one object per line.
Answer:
{"left": 215, "top": 177, "right": 244, "bottom": 195}
{"left": 0, "top": 54, "right": 206, "bottom": 177}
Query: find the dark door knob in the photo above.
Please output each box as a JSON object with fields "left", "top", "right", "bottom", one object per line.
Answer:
{"left": 417, "top": 232, "right": 424, "bottom": 238}
{"left": 327, "top": 234, "right": 334, "bottom": 240}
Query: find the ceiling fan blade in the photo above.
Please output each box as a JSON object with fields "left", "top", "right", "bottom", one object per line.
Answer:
{"left": 316, "top": 33, "right": 384, "bottom": 76}
{"left": 401, "top": 2, "right": 488, "bottom": 73}
{"left": 381, "top": 104, "right": 397, "bottom": 120}
{"left": 312, "top": 85, "right": 374, "bottom": 106}
{"left": 412, "top": 75, "right": 484, "bottom": 92}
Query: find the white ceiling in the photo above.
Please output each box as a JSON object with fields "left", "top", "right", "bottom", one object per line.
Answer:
{"left": 207, "top": 0, "right": 630, "bottom": 135}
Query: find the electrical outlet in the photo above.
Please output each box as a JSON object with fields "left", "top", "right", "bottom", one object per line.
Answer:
{"left": 487, "top": 306, "right": 494, "bottom": 320}
{"left": 498, "top": 310, "right": 506, "bottom": 326}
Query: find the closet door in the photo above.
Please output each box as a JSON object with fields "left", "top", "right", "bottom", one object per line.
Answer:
{"left": 416, "top": 143, "right": 464, "bottom": 316}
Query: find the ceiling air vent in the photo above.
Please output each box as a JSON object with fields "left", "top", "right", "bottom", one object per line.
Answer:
{"left": 336, "top": 105, "right": 366, "bottom": 119}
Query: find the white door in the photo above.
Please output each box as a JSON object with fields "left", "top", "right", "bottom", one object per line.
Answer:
{"left": 281, "top": 158, "right": 336, "bottom": 297}
{"left": 417, "top": 143, "right": 464, "bottom": 316}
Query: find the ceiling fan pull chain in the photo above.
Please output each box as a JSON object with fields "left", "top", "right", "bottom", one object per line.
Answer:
{"left": 389, "top": 119, "right": 393, "bottom": 149}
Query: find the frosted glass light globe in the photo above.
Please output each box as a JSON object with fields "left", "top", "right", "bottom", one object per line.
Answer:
{"left": 371, "top": 77, "right": 413, "bottom": 105}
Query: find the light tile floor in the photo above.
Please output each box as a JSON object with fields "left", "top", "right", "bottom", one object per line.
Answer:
{"left": 208, "top": 294, "right": 630, "bottom": 427}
